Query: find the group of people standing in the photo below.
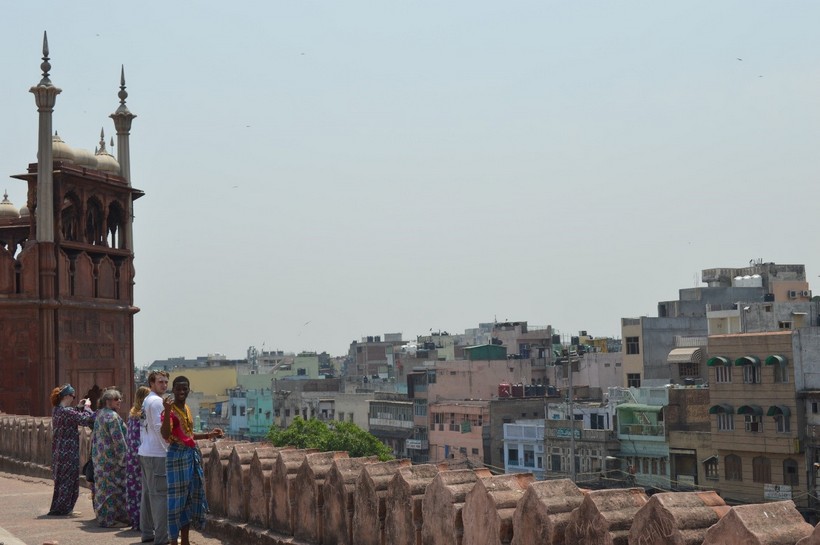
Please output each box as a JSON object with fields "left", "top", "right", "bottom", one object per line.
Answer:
{"left": 48, "top": 372, "right": 224, "bottom": 545}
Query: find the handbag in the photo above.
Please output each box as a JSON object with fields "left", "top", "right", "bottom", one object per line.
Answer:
{"left": 82, "top": 459, "right": 94, "bottom": 483}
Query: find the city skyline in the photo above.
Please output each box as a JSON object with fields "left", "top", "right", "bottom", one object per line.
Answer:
{"left": 1, "top": 3, "right": 819, "bottom": 365}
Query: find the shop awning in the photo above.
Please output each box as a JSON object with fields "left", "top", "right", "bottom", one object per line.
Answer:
{"left": 707, "top": 356, "right": 730, "bottom": 367}
{"left": 765, "top": 355, "right": 788, "bottom": 366}
{"left": 709, "top": 404, "right": 734, "bottom": 414}
{"left": 767, "top": 405, "right": 791, "bottom": 417}
{"left": 734, "top": 355, "right": 761, "bottom": 366}
{"left": 667, "top": 347, "right": 704, "bottom": 365}
{"left": 737, "top": 404, "right": 763, "bottom": 415}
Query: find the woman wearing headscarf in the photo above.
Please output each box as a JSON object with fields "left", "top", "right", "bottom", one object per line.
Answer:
{"left": 91, "top": 387, "right": 129, "bottom": 527}
{"left": 161, "top": 376, "right": 223, "bottom": 545}
{"left": 126, "top": 386, "right": 151, "bottom": 531}
{"left": 47, "top": 384, "right": 95, "bottom": 516}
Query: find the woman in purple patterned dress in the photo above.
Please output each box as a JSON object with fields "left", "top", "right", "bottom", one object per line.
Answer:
{"left": 48, "top": 384, "right": 95, "bottom": 516}
{"left": 126, "top": 386, "right": 150, "bottom": 531}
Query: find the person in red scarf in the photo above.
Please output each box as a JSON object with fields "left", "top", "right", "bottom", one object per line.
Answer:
{"left": 160, "top": 376, "right": 223, "bottom": 545}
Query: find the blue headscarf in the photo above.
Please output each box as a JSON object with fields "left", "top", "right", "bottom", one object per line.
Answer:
{"left": 59, "top": 384, "right": 75, "bottom": 399}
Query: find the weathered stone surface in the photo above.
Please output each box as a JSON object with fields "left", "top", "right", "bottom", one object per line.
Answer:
{"left": 247, "top": 446, "right": 285, "bottom": 528}
{"left": 510, "top": 478, "right": 584, "bottom": 545}
{"left": 702, "top": 501, "right": 812, "bottom": 545}
{"left": 462, "top": 472, "right": 534, "bottom": 545}
{"left": 322, "top": 455, "right": 380, "bottom": 545}
{"left": 629, "top": 491, "right": 729, "bottom": 545}
{"left": 291, "top": 450, "right": 349, "bottom": 544}
{"left": 796, "top": 521, "right": 820, "bottom": 545}
{"left": 565, "top": 488, "right": 648, "bottom": 545}
{"left": 206, "top": 441, "right": 252, "bottom": 517}
{"left": 384, "top": 464, "right": 442, "bottom": 545}
{"left": 353, "top": 459, "right": 413, "bottom": 545}
{"left": 226, "top": 442, "right": 273, "bottom": 522}
{"left": 268, "top": 448, "right": 318, "bottom": 535}
{"left": 421, "top": 468, "right": 492, "bottom": 545}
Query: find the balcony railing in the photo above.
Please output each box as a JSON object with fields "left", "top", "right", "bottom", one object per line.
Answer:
{"left": 618, "top": 423, "right": 665, "bottom": 437}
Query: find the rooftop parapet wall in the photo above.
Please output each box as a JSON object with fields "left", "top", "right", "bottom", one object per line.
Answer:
{"left": 226, "top": 441, "right": 274, "bottom": 522}
{"left": 462, "top": 472, "right": 534, "bottom": 545}
{"left": 565, "top": 488, "right": 649, "bottom": 545}
{"left": 5, "top": 414, "right": 820, "bottom": 545}
{"left": 353, "top": 459, "right": 413, "bottom": 545}
{"left": 268, "top": 447, "right": 318, "bottom": 536}
{"left": 205, "top": 441, "right": 249, "bottom": 517}
{"left": 628, "top": 491, "right": 729, "bottom": 545}
{"left": 702, "top": 501, "right": 813, "bottom": 545}
{"left": 292, "top": 450, "right": 349, "bottom": 544}
{"left": 247, "top": 446, "right": 282, "bottom": 528}
{"left": 322, "top": 455, "right": 380, "bottom": 545}
{"left": 384, "top": 464, "right": 442, "bottom": 545}
{"left": 510, "top": 478, "right": 585, "bottom": 545}
{"left": 421, "top": 467, "right": 492, "bottom": 545}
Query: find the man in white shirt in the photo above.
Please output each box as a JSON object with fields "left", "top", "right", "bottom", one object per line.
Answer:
{"left": 139, "top": 371, "right": 170, "bottom": 544}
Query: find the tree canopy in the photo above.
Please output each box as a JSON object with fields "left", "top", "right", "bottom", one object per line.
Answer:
{"left": 267, "top": 417, "right": 394, "bottom": 461}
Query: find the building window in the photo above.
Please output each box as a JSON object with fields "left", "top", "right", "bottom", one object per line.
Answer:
{"left": 414, "top": 400, "right": 427, "bottom": 417}
{"left": 679, "top": 362, "right": 700, "bottom": 378}
{"left": 523, "top": 447, "right": 535, "bottom": 468}
{"left": 591, "top": 414, "right": 607, "bottom": 430}
{"left": 813, "top": 402, "right": 819, "bottom": 414}
{"left": 626, "top": 337, "right": 640, "bottom": 355}
{"left": 240, "top": 406, "right": 246, "bottom": 417}
{"left": 717, "top": 413, "right": 734, "bottom": 431}
{"left": 232, "top": 405, "right": 237, "bottom": 416}
{"left": 550, "top": 454, "right": 562, "bottom": 472}
{"left": 507, "top": 447, "right": 519, "bottom": 465}
{"left": 743, "top": 364, "right": 761, "bottom": 384}
{"left": 471, "top": 448, "right": 479, "bottom": 455}
{"left": 704, "top": 458, "right": 719, "bottom": 480}
{"left": 725, "top": 454, "right": 742, "bottom": 481}
{"left": 715, "top": 366, "right": 732, "bottom": 383}
{"left": 778, "top": 321, "right": 793, "bottom": 329}
{"left": 752, "top": 456, "right": 771, "bottom": 483}
{"left": 784, "top": 459, "right": 799, "bottom": 486}
{"left": 773, "top": 363, "right": 789, "bottom": 384}
{"left": 745, "top": 415, "right": 762, "bottom": 432}
{"left": 774, "top": 414, "right": 790, "bottom": 433}
{"left": 627, "top": 373, "right": 641, "bottom": 388}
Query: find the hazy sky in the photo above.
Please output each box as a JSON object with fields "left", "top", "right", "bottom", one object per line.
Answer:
{"left": 2, "top": 2, "right": 819, "bottom": 366}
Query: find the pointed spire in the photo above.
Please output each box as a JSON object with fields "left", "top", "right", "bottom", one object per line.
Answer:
{"left": 110, "top": 137, "right": 115, "bottom": 148}
{"left": 116, "top": 65, "right": 130, "bottom": 111}
{"left": 39, "top": 31, "right": 53, "bottom": 86}
{"left": 97, "top": 127, "right": 110, "bottom": 155}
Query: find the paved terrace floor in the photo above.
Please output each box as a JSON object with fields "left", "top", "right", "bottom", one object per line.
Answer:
{"left": 0, "top": 472, "right": 228, "bottom": 545}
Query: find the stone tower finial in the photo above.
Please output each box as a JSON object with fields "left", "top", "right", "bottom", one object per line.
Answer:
{"left": 39, "top": 31, "right": 52, "bottom": 86}
{"left": 116, "top": 65, "right": 130, "bottom": 113}
{"left": 98, "top": 127, "right": 107, "bottom": 153}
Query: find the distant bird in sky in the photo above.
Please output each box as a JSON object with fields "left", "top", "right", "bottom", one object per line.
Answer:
{"left": 304, "top": 320, "right": 311, "bottom": 326}
{"left": 737, "top": 58, "right": 743, "bottom": 61}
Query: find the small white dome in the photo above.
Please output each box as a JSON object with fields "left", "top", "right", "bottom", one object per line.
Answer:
{"left": 73, "top": 147, "right": 97, "bottom": 168}
{"left": 52, "top": 132, "right": 76, "bottom": 163}
{"left": 0, "top": 191, "right": 20, "bottom": 219}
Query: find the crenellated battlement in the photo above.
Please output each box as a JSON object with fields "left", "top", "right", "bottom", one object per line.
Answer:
{"left": 2, "top": 413, "right": 818, "bottom": 545}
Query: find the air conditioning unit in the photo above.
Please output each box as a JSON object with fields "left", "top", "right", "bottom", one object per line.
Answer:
{"left": 802, "top": 290, "right": 811, "bottom": 297}
{"left": 788, "top": 290, "right": 798, "bottom": 299}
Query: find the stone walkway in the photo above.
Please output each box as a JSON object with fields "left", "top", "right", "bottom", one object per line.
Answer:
{"left": 0, "top": 472, "right": 229, "bottom": 545}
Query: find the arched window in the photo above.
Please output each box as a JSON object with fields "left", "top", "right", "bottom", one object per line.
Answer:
{"left": 85, "top": 198, "right": 104, "bottom": 245}
{"left": 107, "top": 201, "right": 125, "bottom": 249}
{"left": 752, "top": 456, "right": 771, "bottom": 483}
{"left": 783, "top": 459, "right": 799, "bottom": 486}
{"left": 61, "top": 193, "right": 81, "bottom": 242}
{"left": 725, "top": 454, "right": 742, "bottom": 481}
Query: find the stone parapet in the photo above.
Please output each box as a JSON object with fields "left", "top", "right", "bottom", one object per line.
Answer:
{"left": 510, "top": 478, "right": 584, "bottom": 545}
{"left": 5, "top": 414, "right": 820, "bottom": 545}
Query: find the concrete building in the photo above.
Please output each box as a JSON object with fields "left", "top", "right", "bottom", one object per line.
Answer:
{"left": 614, "top": 386, "right": 670, "bottom": 489}
{"left": 707, "top": 330, "right": 817, "bottom": 509}
{"left": 368, "top": 397, "right": 414, "bottom": 458}
{"left": 503, "top": 420, "right": 546, "bottom": 479}
{"left": 622, "top": 262, "right": 812, "bottom": 388}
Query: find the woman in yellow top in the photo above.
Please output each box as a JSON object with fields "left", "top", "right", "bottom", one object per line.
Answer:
{"left": 160, "top": 376, "right": 223, "bottom": 545}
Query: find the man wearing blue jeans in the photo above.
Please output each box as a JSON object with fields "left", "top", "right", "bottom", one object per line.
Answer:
{"left": 139, "top": 371, "right": 169, "bottom": 544}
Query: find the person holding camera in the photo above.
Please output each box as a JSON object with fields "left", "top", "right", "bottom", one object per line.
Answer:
{"left": 47, "top": 384, "right": 95, "bottom": 516}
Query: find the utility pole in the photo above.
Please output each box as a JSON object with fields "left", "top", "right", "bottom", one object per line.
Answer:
{"left": 568, "top": 339, "right": 576, "bottom": 482}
